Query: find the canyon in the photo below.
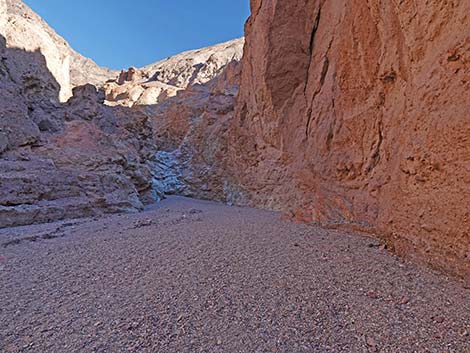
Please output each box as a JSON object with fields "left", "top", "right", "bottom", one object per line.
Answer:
{"left": 0, "top": 0, "right": 243, "bottom": 228}
{"left": 0, "top": 0, "right": 469, "bottom": 287}
{"left": 0, "top": 1, "right": 469, "bottom": 351}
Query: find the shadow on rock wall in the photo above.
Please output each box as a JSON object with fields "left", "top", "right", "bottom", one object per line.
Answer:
{"left": 0, "top": 33, "right": 242, "bottom": 229}
{"left": 0, "top": 34, "right": 158, "bottom": 228}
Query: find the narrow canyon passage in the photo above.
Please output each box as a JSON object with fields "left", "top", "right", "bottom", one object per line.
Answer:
{"left": 0, "top": 197, "right": 468, "bottom": 352}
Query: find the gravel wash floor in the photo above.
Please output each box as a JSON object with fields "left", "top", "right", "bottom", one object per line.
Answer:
{"left": 0, "top": 197, "right": 469, "bottom": 353}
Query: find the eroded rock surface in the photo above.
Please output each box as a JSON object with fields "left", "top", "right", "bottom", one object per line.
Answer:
{"left": 0, "top": 1, "right": 243, "bottom": 228}
{"left": 0, "top": 33, "right": 156, "bottom": 228}
{"left": 229, "top": 0, "right": 470, "bottom": 279}
{"left": 104, "top": 38, "right": 244, "bottom": 107}
{"left": 0, "top": 0, "right": 117, "bottom": 101}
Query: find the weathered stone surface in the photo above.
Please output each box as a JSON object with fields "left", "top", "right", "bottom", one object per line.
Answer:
{"left": 0, "top": 0, "right": 117, "bottom": 101}
{"left": 148, "top": 60, "right": 241, "bottom": 201}
{"left": 229, "top": 0, "right": 470, "bottom": 279}
{"left": 104, "top": 38, "right": 244, "bottom": 107}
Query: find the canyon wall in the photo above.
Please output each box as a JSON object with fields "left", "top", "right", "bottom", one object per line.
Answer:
{"left": 229, "top": 0, "right": 470, "bottom": 279}
{"left": 0, "top": 2, "right": 155, "bottom": 227}
{"left": 0, "top": 34, "right": 157, "bottom": 227}
{"left": 104, "top": 39, "right": 244, "bottom": 200}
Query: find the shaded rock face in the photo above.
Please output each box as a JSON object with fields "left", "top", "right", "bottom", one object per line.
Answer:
{"left": 0, "top": 34, "right": 157, "bottom": 228}
{"left": 230, "top": 0, "right": 470, "bottom": 279}
{"left": 0, "top": 0, "right": 117, "bottom": 101}
{"left": 148, "top": 60, "right": 241, "bottom": 201}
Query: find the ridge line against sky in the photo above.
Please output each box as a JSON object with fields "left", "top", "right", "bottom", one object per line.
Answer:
{"left": 23, "top": 0, "right": 250, "bottom": 70}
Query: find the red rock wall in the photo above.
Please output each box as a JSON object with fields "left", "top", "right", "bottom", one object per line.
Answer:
{"left": 230, "top": 0, "right": 470, "bottom": 279}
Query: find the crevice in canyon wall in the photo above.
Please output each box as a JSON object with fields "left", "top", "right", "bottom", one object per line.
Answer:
{"left": 319, "top": 56, "right": 329, "bottom": 86}
{"left": 366, "top": 120, "right": 383, "bottom": 174}
{"left": 304, "top": 4, "right": 323, "bottom": 95}
{"left": 305, "top": 55, "right": 330, "bottom": 138}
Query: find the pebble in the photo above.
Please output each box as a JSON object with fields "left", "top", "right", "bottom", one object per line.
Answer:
{"left": 0, "top": 197, "right": 468, "bottom": 352}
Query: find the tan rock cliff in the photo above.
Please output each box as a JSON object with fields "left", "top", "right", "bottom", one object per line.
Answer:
{"left": 0, "top": 0, "right": 117, "bottom": 101}
{"left": 104, "top": 38, "right": 244, "bottom": 107}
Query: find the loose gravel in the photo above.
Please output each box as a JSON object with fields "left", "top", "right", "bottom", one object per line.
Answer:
{"left": 0, "top": 197, "right": 469, "bottom": 352}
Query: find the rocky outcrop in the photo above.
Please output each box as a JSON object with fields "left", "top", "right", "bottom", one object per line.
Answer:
{"left": 0, "top": 0, "right": 117, "bottom": 101}
{"left": 229, "top": 0, "right": 470, "bottom": 279}
{"left": 0, "top": 33, "right": 156, "bottom": 228}
{"left": 104, "top": 38, "right": 244, "bottom": 107}
{"left": 148, "top": 60, "right": 241, "bottom": 201}
{"left": 143, "top": 38, "right": 243, "bottom": 88}
{"left": 0, "top": 1, "right": 243, "bottom": 228}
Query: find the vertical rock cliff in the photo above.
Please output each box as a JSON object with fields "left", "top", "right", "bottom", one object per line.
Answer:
{"left": 230, "top": 0, "right": 470, "bottom": 279}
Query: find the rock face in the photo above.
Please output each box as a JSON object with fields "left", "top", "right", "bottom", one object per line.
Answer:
{"left": 0, "top": 0, "right": 243, "bottom": 228}
{"left": 0, "top": 32, "right": 156, "bottom": 228}
{"left": 0, "top": 0, "right": 117, "bottom": 101}
{"left": 229, "top": 0, "right": 470, "bottom": 279}
{"left": 143, "top": 38, "right": 243, "bottom": 88}
{"left": 148, "top": 60, "right": 241, "bottom": 201}
{"left": 104, "top": 38, "right": 244, "bottom": 107}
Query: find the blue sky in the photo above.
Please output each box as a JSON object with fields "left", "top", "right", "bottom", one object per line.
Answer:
{"left": 23, "top": 0, "right": 250, "bottom": 70}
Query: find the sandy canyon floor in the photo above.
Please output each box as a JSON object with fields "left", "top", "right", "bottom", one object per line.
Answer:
{"left": 0, "top": 197, "right": 469, "bottom": 352}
